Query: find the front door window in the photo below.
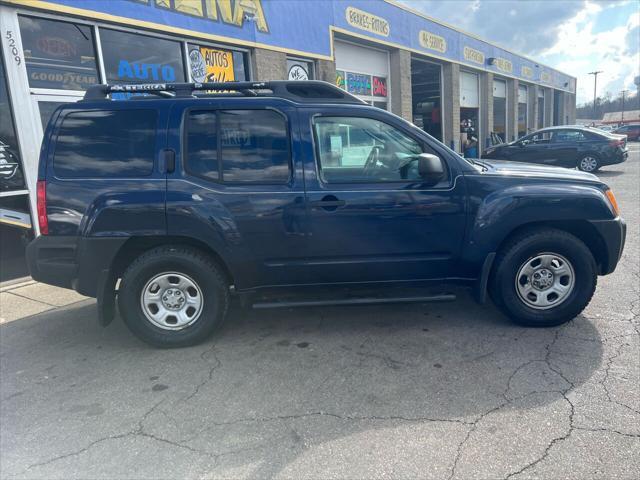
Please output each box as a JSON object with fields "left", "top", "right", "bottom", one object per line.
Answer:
{"left": 313, "top": 116, "right": 425, "bottom": 183}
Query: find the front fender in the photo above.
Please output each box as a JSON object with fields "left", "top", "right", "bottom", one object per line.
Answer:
{"left": 463, "top": 182, "right": 614, "bottom": 266}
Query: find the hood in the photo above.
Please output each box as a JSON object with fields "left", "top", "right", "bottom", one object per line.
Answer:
{"left": 475, "top": 159, "right": 601, "bottom": 183}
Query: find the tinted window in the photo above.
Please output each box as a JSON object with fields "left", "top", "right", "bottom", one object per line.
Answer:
{"left": 18, "top": 16, "right": 99, "bottom": 90}
{"left": 528, "top": 131, "right": 553, "bottom": 143}
{"left": 100, "top": 28, "right": 185, "bottom": 84}
{"left": 186, "top": 109, "right": 290, "bottom": 184}
{"left": 186, "top": 111, "right": 219, "bottom": 182}
{"left": 54, "top": 110, "right": 156, "bottom": 178}
{"left": 313, "top": 117, "right": 425, "bottom": 183}
{"left": 554, "top": 130, "right": 586, "bottom": 142}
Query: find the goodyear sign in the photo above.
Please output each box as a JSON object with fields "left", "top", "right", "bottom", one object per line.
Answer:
{"left": 20, "top": 0, "right": 575, "bottom": 92}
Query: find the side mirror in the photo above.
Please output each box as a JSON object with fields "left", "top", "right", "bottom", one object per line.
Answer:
{"left": 519, "top": 139, "right": 530, "bottom": 147}
{"left": 418, "top": 153, "right": 445, "bottom": 182}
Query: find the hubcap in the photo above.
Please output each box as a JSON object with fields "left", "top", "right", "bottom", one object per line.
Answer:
{"left": 141, "top": 272, "right": 203, "bottom": 330}
{"left": 580, "top": 157, "right": 597, "bottom": 172}
{"left": 515, "top": 253, "right": 575, "bottom": 310}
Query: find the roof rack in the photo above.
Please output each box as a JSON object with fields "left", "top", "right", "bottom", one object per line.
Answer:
{"left": 83, "top": 80, "right": 366, "bottom": 105}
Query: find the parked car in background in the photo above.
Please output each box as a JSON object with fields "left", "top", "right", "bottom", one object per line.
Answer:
{"left": 596, "top": 125, "right": 616, "bottom": 133}
{"left": 483, "top": 126, "right": 628, "bottom": 172}
{"left": 612, "top": 124, "right": 640, "bottom": 141}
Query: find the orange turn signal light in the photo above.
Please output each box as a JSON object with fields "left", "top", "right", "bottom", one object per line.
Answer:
{"left": 605, "top": 189, "right": 620, "bottom": 217}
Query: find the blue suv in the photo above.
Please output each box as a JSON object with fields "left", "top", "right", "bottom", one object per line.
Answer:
{"left": 27, "top": 81, "right": 626, "bottom": 347}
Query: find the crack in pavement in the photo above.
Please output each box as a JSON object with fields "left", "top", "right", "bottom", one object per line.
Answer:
{"left": 502, "top": 328, "right": 579, "bottom": 480}
{"left": 22, "top": 398, "right": 216, "bottom": 474}
{"left": 599, "top": 341, "right": 640, "bottom": 415}
{"left": 180, "top": 343, "right": 222, "bottom": 403}
{"left": 177, "top": 410, "right": 475, "bottom": 444}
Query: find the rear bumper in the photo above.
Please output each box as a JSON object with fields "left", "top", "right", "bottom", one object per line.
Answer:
{"left": 26, "top": 235, "right": 127, "bottom": 297}
{"left": 588, "top": 217, "right": 626, "bottom": 275}
{"left": 602, "top": 149, "right": 628, "bottom": 166}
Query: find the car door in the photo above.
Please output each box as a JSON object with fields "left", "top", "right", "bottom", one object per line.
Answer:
{"left": 165, "top": 100, "right": 307, "bottom": 289}
{"left": 297, "top": 108, "right": 467, "bottom": 285}
{"left": 511, "top": 132, "right": 554, "bottom": 164}
{"left": 546, "top": 129, "right": 583, "bottom": 167}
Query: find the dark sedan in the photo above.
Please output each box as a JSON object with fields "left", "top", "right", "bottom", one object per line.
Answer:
{"left": 612, "top": 124, "right": 640, "bottom": 141}
{"left": 482, "top": 126, "right": 628, "bottom": 172}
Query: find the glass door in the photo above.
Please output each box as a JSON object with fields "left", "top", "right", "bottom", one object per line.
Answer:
{"left": 31, "top": 93, "right": 82, "bottom": 132}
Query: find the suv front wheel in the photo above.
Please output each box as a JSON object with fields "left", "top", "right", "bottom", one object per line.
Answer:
{"left": 490, "top": 229, "right": 597, "bottom": 327}
{"left": 118, "top": 246, "right": 229, "bottom": 347}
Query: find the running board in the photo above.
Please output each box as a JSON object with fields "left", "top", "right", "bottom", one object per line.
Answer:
{"left": 252, "top": 293, "right": 456, "bottom": 309}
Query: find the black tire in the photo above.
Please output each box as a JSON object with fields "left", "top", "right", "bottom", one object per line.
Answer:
{"left": 490, "top": 228, "right": 597, "bottom": 327}
{"left": 577, "top": 154, "right": 600, "bottom": 172}
{"left": 118, "top": 246, "right": 229, "bottom": 348}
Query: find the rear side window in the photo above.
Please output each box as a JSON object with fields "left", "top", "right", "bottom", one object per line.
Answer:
{"left": 186, "top": 109, "right": 290, "bottom": 184}
{"left": 553, "top": 130, "right": 586, "bottom": 142}
{"left": 54, "top": 110, "right": 156, "bottom": 178}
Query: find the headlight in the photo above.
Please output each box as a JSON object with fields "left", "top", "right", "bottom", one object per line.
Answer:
{"left": 605, "top": 189, "right": 620, "bottom": 216}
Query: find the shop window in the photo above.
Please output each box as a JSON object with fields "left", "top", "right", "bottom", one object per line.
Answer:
{"left": 186, "top": 110, "right": 290, "bottom": 184}
{"left": 346, "top": 73, "right": 371, "bottom": 96}
{"left": 54, "top": 110, "right": 157, "bottom": 178}
{"left": 336, "top": 70, "right": 346, "bottom": 89}
{"left": 341, "top": 72, "right": 388, "bottom": 110}
{"left": 287, "top": 59, "right": 314, "bottom": 80}
{"left": 100, "top": 28, "right": 185, "bottom": 84}
{"left": 18, "top": 16, "right": 99, "bottom": 90}
{"left": 0, "top": 56, "right": 26, "bottom": 192}
{"left": 188, "top": 44, "right": 247, "bottom": 82}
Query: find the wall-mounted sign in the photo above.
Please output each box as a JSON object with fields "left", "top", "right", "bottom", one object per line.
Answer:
{"left": 336, "top": 70, "right": 346, "bottom": 89}
{"left": 32, "top": 0, "right": 575, "bottom": 93}
{"left": 419, "top": 30, "right": 446, "bottom": 53}
{"left": 463, "top": 46, "right": 485, "bottom": 65}
{"left": 521, "top": 66, "right": 533, "bottom": 78}
{"left": 129, "top": 0, "right": 269, "bottom": 32}
{"left": 345, "top": 6, "right": 389, "bottom": 37}
{"left": 493, "top": 57, "right": 513, "bottom": 74}
{"left": 189, "top": 46, "right": 235, "bottom": 82}
{"left": 346, "top": 72, "right": 371, "bottom": 95}
{"left": 287, "top": 63, "right": 309, "bottom": 81}
{"left": 0, "top": 141, "right": 21, "bottom": 184}
{"left": 372, "top": 76, "right": 387, "bottom": 97}
{"left": 118, "top": 60, "right": 177, "bottom": 81}
{"left": 540, "top": 71, "right": 552, "bottom": 83}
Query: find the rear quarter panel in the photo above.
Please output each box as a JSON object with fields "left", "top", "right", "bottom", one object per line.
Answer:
{"left": 43, "top": 101, "right": 169, "bottom": 237}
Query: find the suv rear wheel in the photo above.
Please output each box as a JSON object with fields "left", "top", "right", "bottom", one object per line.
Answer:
{"left": 490, "top": 229, "right": 597, "bottom": 327}
{"left": 118, "top": 246, "right": 229, "bottom": 347}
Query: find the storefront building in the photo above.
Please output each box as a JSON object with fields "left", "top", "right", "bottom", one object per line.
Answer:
{"left": 0, "top": 0, "right": 577, "bottom": 259}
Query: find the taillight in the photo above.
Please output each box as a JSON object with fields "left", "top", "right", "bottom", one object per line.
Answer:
{"left": 609, "top": 139, "right": 624, "bottom": 148}
{"left": 36, "top": 180, "right": 48, "bottom": 235}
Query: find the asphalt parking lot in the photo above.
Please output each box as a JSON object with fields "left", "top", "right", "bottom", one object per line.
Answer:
{"left": 1, "top": 145, "right": 638, "bottom": 480}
